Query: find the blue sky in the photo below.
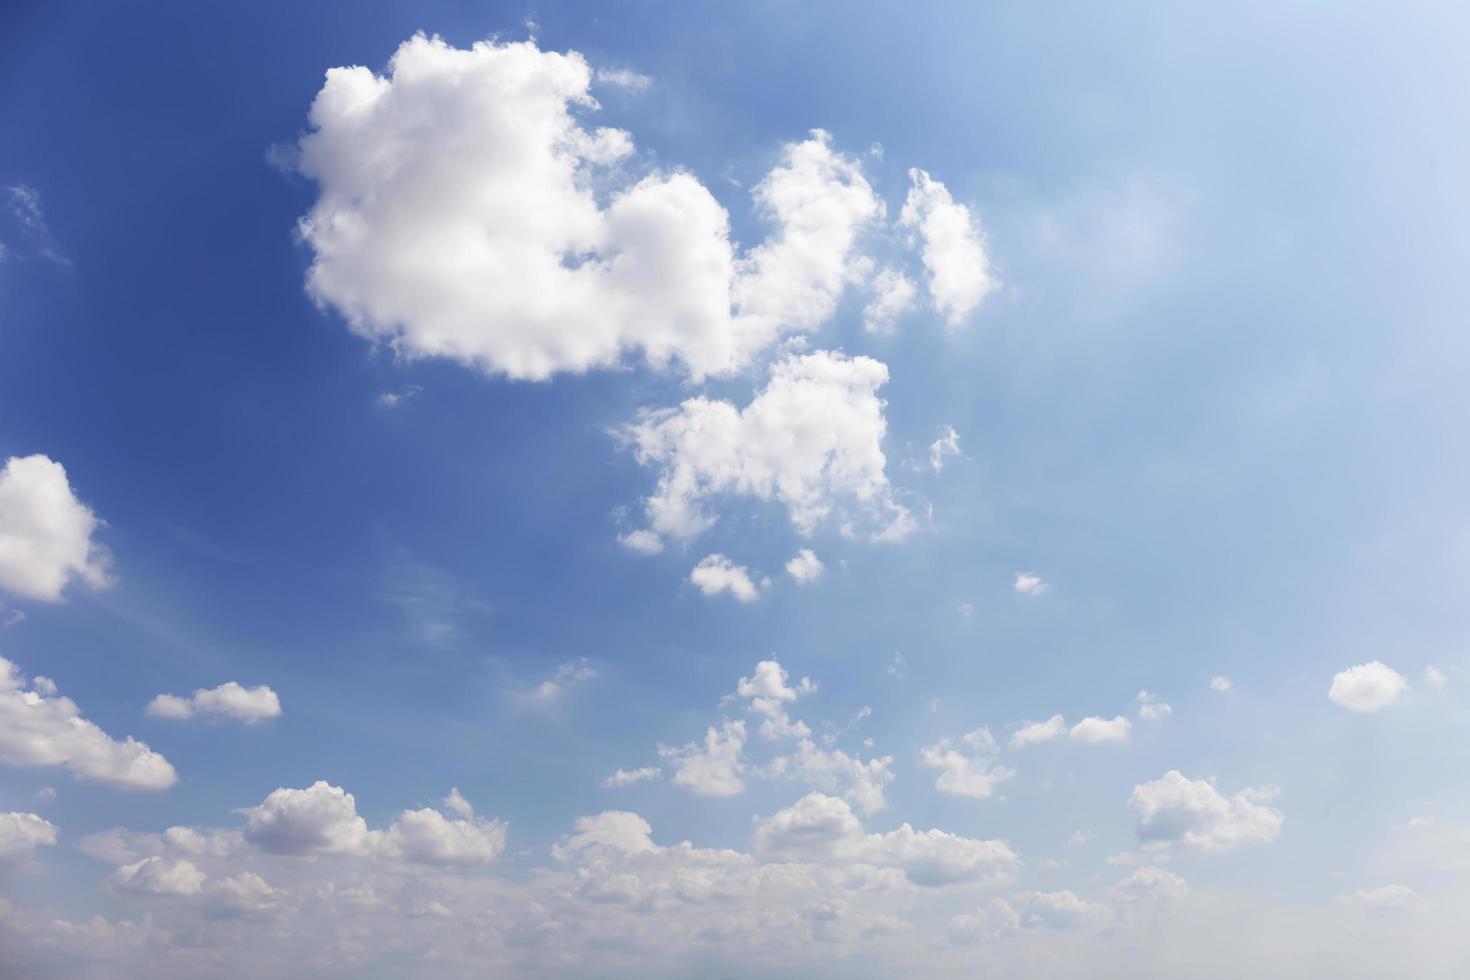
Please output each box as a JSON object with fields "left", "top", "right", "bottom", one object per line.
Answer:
{"left": 2, "top": 2, "right": 1469, "bottom": 976}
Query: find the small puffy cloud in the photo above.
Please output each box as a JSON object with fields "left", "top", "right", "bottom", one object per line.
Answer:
{"left": 241, "top": 781, "right": 373, "bottom": 856}
{"left": 690, "top": 554, "right": 760, "bottom": 602}
{"left": 1210, "top": 676, "right": 1232, "bottom": 692}
{"left": 623, "top": 350, "right": 913, "bottom": 542}
{"left": 1070, "top": 716, "right": 1131, "bottom": 743}
{"left": 294, "top": 35, "right": 879, "bottom": 381}
{"left": 108, "top": 856, "right": 206, "bottom": 896}
{"left": 0, "top": 811, "right": 58, "bottom": 863}
{"left": 776, "top": 739, "right": 895, "bottom": 814}
{"left": 383, "top": 804, "right": 507, "bottom": 866}
{"left": 529, "top": 658, "right": 597, "bottom": 703}
{"left": 659, "top": 720, "right": 746, "bottom": 796}
{"left": 918, "top": 728, "right": 1015, "bottom": 800}
{"left": 928, "top": 425, "right": 961, "bottom": 473}
{"left": 1328, "top": 661, "right": 1408, "bottom": 713}
{"left": 600, "top": 767, "right": 661, "bottom": 789}
{"left": 737, "top": 659, "right": 815, "bottom": 703}
{"left": 617, "top": 529, "right": 664, "bottom": 555}
{"left": 1130, "top": 770, "right": 1283, "bottom": 851}
{"left": 145, "top": 682, "right": 282, "bottom": 724}
{"left": 1010, "top": 715, "right": 1066, "bottom": 748}
{"left": 785, "top": 548, "right": 824, "bottom": 583}
{"left": 0, "top": 659, "right": 176, "bottom": 790}
{"left": 1423, "top": 665, "right": 1448, "bottom": 688}
{"left": 898, "top": 169, "right": 995, "bottom": 325}
{"left": 595, "top": 67, "right": 651, "bottom": 91}
{"left": 1336, "top": 884, "right": 1423, "bottom": 910}
{"left": 554, "top": 810, "right": 659, "bottom": 860}
{"left": 206, "top": 872, "right": 281, "bottom": 919}
{"left": 1013, "top": 572, "right": 1048, "bottom": 596}
{"left": 862, "top": 267, "right": 916, "bottom": 333}
{"left": 1135, "top": 691, "right": 1172, "bottom": 721}
{"left": 0, "top": 454, "right": 111, "bottom": 602}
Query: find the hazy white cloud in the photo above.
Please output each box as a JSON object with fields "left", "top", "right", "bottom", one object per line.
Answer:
{"left": 0, "top": 811, "right": 57, "bottom": 863}
{"left": 735, "top": 659, "right": 816, "bottom": 738}
{"left": 4, "top": 184, "right": 70, "bottom": 266}
{"left": 690, "top": 554, "right": 760, "bottom": 602}
{"left": 785, "top": 548, "right": 824, "bottom": 583}
{"left": 1135, "top": 691, "right": 1172, "bottom": 721}
{"left": 1423, "top": 665, "right": 1448, "bottom": 688}
{"left": 595, "top": 66, "right": 651, "bottom": 91}
{"left": 928, "top": 425, "right": 961, "bottom": 473}
{"left": 1013, "top": 572, "right": 1048, "bottom": 596}
{"left": 1336, "top": 884, "right": 1422, "bottom": 910}
{"left": 775, "top": 739, "right": 895, "bottom": 814}
{"left": 295, "top": 36, "right": 881, "bottom": 381}
{"left": 1130, "top": 771, "right": 1282, "bottom": 851}
{"left": 0, "top": 659, "right": 176, "bottom": 790}
{"left": 618, "top": 529, "right": 664, "bottom": 555}
{"left": 1009, "top": 714, "right": 1066, "bottom": 748}
{"left": 600, "top": 766, "right": 661, "bottom": 789}
{"left": 1210, "top": 675, "right": 1232, "bottom": 692}
{"left": 899, "top": 169, "right": 994, "bottom": 325}
{"left": 375, "top": 384, "right": 422, "bottom": 408}
{"left": 146, "top": 682, "right": 282, "bottom": 724}
{"left": 0, "top": 454, "right": 111, "bottom": 602}
{"left": 624, "top": 350, "right": 913, "bottom": 544}
{"left": 957, "top": 602, "right": 974, "bottom": 619}
{"left": 109, "top": 856, "right": 206, "bottom": 896}
{"left": 862, "top": 266, "right": 916, "bottom": 333}
{"left": 1328, "top": 661, "right": 1408, "bottom": 713}
{"left": 659, "top": 720, "right": 746, "bottom": 796}
{"left": 918, "top": 728, "right": 1015, "bottom": 800}
{"left": 528, "top": 658, "right": 597, "bottom": 703}
{"left": 1069, "top": 715, "right": 1131, "bottom": 743}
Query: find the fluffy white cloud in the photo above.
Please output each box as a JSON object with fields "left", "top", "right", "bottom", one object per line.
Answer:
{"left": 785, "top": 548, "right": 824, "bottom": 583}
{"left": 1328, "top": 661, "right": 1408, "bottom": 712}
{"left": 0, "top": 454, "right": 111, "bottom": 602}
{"left": 0, "top": 811, "right": 57, "bottom": 863}
{"left": 1009, "top": 714, "right": 1066, "bottom": 748}
{"left": 1130, "top": 771, "right": 1283, "bottom": 851}
{"left": 241, "top": 781, "right": 373, "bottom": 856}
{"left": 0, "top": 659, "right": 176, "bottom": 790}
{"left": 1210, "top": 675, "right": 1233, "bottom": 692}
{"left": 862, "top": 266, "right": 916, "bottom": 333}
{"left": 1013, "top": 571, "right": 1048, "bottom": 596}
{"left": 623, "top": 350, "right": 914, "bottom": 544}
{"left": 1135, "top": 690, "right": 1172, "bottom": 721}
{"left": 617, "top": 529, "right": 664, "bottom": 555}
{"left": 752, "top": 792, "right": 1020, "bottom": 887}
{"left": 294, "top": 36, "right": 881, "bottom": 382}
{"left": 775, "top": 739, "right": 895, "bottom": 815}
{"left": 1069, "top": 715, "right": 1131, "bottom": 743}
{"left": 382, "top": 805, "right": 507, "bottom": 866}
{"left": 918, "top": 728, "right": 1015, "bottom": 800}
{"left": 689, "top": 554, "right": 760, "bottom": 602}
{"left": 928, "top": 425, "right": 961, "bottom": 473}
{"left": 109, "top": 857, "right": 206, "bottom": 896}
{"left": 146, "top": 682, "right": 281, "bottom": 724}
{"left": 600, "top": 766, "right": 661, "bottom": 789}
{"left": 659, "top": 720, "right": 746, "bottom": 796}
{"left": 735, "top": 659, "right": 815, "bottom": 738}
{"left": 899, "top": 169, "right": 995, "bottom": 325}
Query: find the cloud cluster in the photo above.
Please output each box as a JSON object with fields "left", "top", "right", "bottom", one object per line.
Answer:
{"left": 0, "top": 454, "right": 111, "bottom": 602}
{"left": 1129, "top": 771, "right": 1283, "bottom": 851}
{"left": 918, "top": 728, "right": 1015, "bottom": 800}
{"left": 0, "top": 658, "right": 176, "bottom": 790}
{"left": 147, "top": 682, "right": 282, "bottom": 724}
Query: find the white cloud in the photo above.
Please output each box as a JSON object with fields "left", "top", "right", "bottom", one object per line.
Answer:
{"left": 928, "top": 425, "right": 961, "bottom": 473}
{"left": 376, "top": 384, "right": 422, "bottom": 408}
{"left": 735, "top": 659, "right": 815, "bottom": 739}
{"left": 1135, "top": 690, "right": 1172, "bottom": 721}
{"left": 1423, "top": 665, "right": 1448, "bottom": 688}
{"left": 241, "top": 781, "right": 373, "bottom": 856}
{"left": 595, "top": 67, "right": 651, "bottom": 91}
{"left": 600, "top": 767, "right": 661, "bottom": 789}
{"left": 1108, "top": 866, "right": 1190, "bottom": 915}
{"left": 862, "top": 266, "right": 916, "bottom": 333}
{"left": 1130, "top": 770, "right": 1283, "bottom": 851}
{"left": 146, "top": 682, "right": 282, "bottom": 724}
{"left": 785, "top": 548, "right": 824, "bottom": 583}
{"left": 623, "top": 350, "right": 913, "bottom": 542}
{"left": 752, "top": 792, "right": 1020, "bottom": 887}
{"left": 0, "top": 454, "right": 111, "bottom": 602}
{"left": 382, "top": 804, "right": 507, "bottom": 866}
{"left": 441, "top": 787, "right": 474, "bottom": 818}
{"left": 1210, "top": 675, "right": 1233, "bottom": 692}
{"left": 0, "top": 811, "right": 57, "bottom": 863}
{"left": 659, "top": 720, "right": 746, "bottom": 796}
{"left": 1069, "top": 715, "right": 1131, "bottom": 743}
{"left": 898, "top": 169, "right": 995, "bottom": 325}
{"left": 1336, "top": 884, "right": 1422, "bottom": 910}
{"left": 294, "top": 36, "right": 881, "bottom": 381}
{"left": 1009, "top": 714, "right": 1066, "bottom": 748}
{"left": 775, "top": 739, "right": 895, "bottom": 815}
{"left": 0, "top": 658, "right": 176, "bottom": 790}
{"left": 689, "top": 554, "right": 760, "bottom": 602}
{"left": 1328, "top": 661, "right": 1409, "bottom": 712}
{"left": 109, "top": 857, "right": 206, "bottom": 896}
{"left": 529, "top": 658, "right": 597, "bottom": 703}
{"left": 617, "top": 529, "right": 664, "bottom": 555}
{"left": 918, "top": 728, "right": 1015, "bottom": 800}
{"left": 1013, "top": 571, "right": 1048, "bottom": 596}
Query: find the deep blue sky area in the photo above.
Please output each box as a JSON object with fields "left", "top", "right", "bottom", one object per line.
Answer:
{"left": 1, "top": 3, "right": 1469, "bottom": 977}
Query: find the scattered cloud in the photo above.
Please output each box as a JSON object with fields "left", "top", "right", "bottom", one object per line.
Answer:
{"left": 785, "top": 548, "right": 824, "bottom": 583}
{"left": 918, "top": 728, "right": 1015, "bottom": 800}
{"left": 1336, "top": 884, "right": 1423, "bottom": 911}
{"left": 595, "top": 66, "right": 651, "bottom": 91}
{"left": 1130, "top": 771, "right": 1283, "bottom": 851}
{"left": 528, "top": 659, "right": 597, "bottom": 704}
{"left": 1013, "top": 571, "right": 1048, "bottom": 596}
{"left": 928, "top": 425, "right": 961, "bottom": 473}
{"left": 1423, "top": 665, "right": 1448, "bottom": 688}
{"left": 601, "top": 767, "right": 661, "bottom": 789}
{"left": 618, "top": 529, "right": 664, "bottom": 555}
{"left": 690, "top": 554, "right": 760, "bottom": 602}
{"left": 146, "top": 682, "right": 282, "bottom": 724}
{"left": 898, "top": 169, "right": 995, "bottom": 326}
{"left": 376, "top": 384, "right": 423, "bottom": 408}
{"left": 1328, "top": 661, "right": 1408, "bottom": 713}
{"left": 1069, "top": 715, "right": 1131, "bottom": 743}
{"left": 1009, "top": 715, "right": 1066, "bottom": 748}
{"left": 0, "top": 811, "right": 58, "bottom": 864}
{"left": 4, "top": 185, "right": 70, "bottom": 266}
{"left": 0, "top": 454, "right": 111, "bottom": 602}
{"left": 659, "top": 720, "right": 747, "bottom": 796}
{"left": 1210, "top": 675, "right": 1232, "bottom": 692}
{"left": 1135, "top": 691, "right": 1172, "bottom": 721}
{"left": 862, "top": 266, "right": 916, "bottom": 333}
